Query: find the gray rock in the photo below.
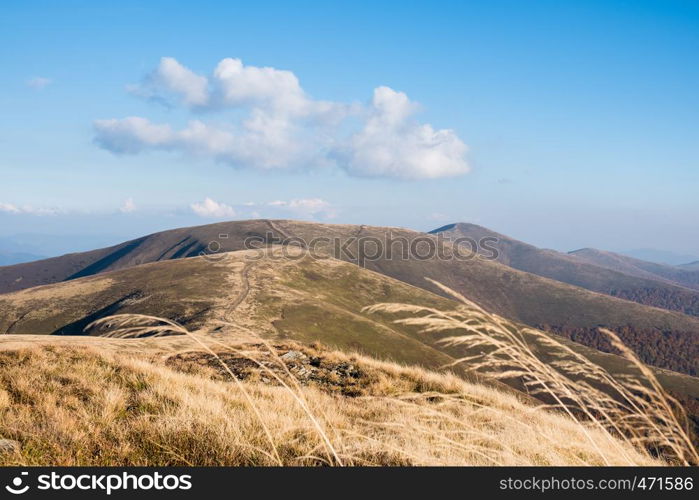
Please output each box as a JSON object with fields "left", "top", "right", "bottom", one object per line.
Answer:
{"left": 0, "top": 439, "right": 20, "bottom": 454}
{"left": 280, "top": 350, "right": 307, "bottom": 362}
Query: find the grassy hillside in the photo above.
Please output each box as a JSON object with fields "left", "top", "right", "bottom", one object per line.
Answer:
{"left": 0, "top": 249, "right": 457, "bottom": 370}
{"left": 570, "top": 247, "right": 699, "bottom": 291}
{"left": 1, "top": 219, "right": 698, "bottom": 375}
{"left": 0, "top": 248, "right": 696, "bottom": 409}
{"left": 0, "top": 341, "right": 662, "bottom": 466}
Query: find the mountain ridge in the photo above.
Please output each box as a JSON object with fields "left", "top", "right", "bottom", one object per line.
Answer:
{"left": 431, "top": 222, "right": 699, "bottom": 316}
{"left": 570, "top": 247, "right": 699, "bottom": 290}
{"left": 1, "top": 219, "right": 698, "bottom": 374}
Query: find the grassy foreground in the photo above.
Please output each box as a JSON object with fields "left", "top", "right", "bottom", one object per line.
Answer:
{"left": 0, "top": 341, "right": 660, "bottom": 466}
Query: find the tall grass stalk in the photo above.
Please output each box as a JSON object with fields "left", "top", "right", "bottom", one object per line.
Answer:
{"left": 364, "top": 278, "right": 698, "bottom": 466}
{"left": 86, "top": 314, "right": 343, "bottom": 466}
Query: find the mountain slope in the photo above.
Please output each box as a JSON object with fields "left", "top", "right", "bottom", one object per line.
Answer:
{"left": 570, "top": 247, "right": 699, "bottom": 291}
{"left": 0, "top": 341, "right": 662, "bottom": 466}
{"left": 1, "top": 247, "right": 696, "bottom": 404}
{"left": 0, "top": 249, "right": 456, "bottom": 370}
{"left": 1, "top": 219, "right": 698, "bottom": 374}
{"left": 431, "top": 222, "right": 699, "bottom": 318}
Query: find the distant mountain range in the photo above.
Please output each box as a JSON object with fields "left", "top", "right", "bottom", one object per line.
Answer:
{"left": 0, "top": 233, "right": 128, "bottom": 263}
{"left": 621, "top": 248, "right": 699, "bottom": 267}
{"left": 431, "top": 223, "right": 699, "bottom": 316}
{"left": 0, "top": 251, "right": 46, "bottom": 266}
{"left": 569, "top": 248, "right": 699, "bottom": 290}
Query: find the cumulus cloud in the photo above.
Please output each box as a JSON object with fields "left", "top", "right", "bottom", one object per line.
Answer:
{"left": 267, "top": 198, "right": 335, "bottom": 219}
{"left": 337, "top": 87, "right": 469, "bottom": 179}
{"left": 127, "top": 57, "right": 208, "bottom": 107}
{"left": 293, "top": 198, "right": 336, "bottom": 219}
{"left": 0, "top": 202, "right": 57, "bottom": 216}
{"left": 27, "top": 77, "right": 52, "bottom": 89}
{"left": 94, "top": 117, "right": 311, "bottom": 169}
{"left": 93, "top": 117, "right": 174, "bottom": 154}
{"left": 190, "top": 198, "right": 236, "bottom": 218}
{"left": 269, "top": 198, "right": 329, "bottom": 212}
{"left": 214, "top": 57, "right": 308, "bottom": 114}
{"left": 95, "top": 57, "right": 470, "bottom": 179}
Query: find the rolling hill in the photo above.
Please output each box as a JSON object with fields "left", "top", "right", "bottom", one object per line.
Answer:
{"left": 0, "top": 248, "right": 458, "bottom": 370}
{"left": 1, "top": 219, "right": 698, "bottom": 375}
{"left": 570, "top": 247, "right": 699, "bottom": 291}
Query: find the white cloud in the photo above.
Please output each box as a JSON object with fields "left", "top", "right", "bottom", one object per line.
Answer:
{"left": 93, "top": 117, "right": 174, "bottom": 154}
{"left": 94, "top": 116, "right": 314, "bottom": 170}
{"left": 267, "top": 198, "right": 335, "bottom": 219}
{"left": 0, "top": 203, "right": 21, "bottom": 214}
{"left": 337, "top": 87, "right": 469, "bottom": 179}
{"left": 131, "top": 56, "right": 342, "bottom": 118}
{"left": 287, "top": 198, "right": 331, "bottom": 213}
{"left": 128, "top": 57, "right": 208, "bottom": 107}
{"left": 120, "top": 198, "right": 136, "bottom": 213}
{"left": 214, "top": 57, "right": 307, "bottom": 114}
{"left": 190, "top": 198, "right": 236, "bottom": 218}
{"left": 27, "top": 77, "right": 52, "bottom": 89}
{"left": 95, "top": 57, "right": 470, "bottom": 180}
{"left": 0, "top": 202, "right": 57, "bottom": 216}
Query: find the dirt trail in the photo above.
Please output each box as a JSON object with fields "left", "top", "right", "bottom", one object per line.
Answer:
{"left": 224, "top": 263, "right": 253, "bottom": 323}
{"left": 265, "top": 219, "right": 291, "bottom": 239}
{"left": 265, "top": 220, "right": 307, "bottom": 248}
{"left": 4, "top": 312, "right": 29, "bottom": 335}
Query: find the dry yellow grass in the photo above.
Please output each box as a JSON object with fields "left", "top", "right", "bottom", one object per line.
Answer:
{"left": 0, "top": 342, "right": 659, "bottom": 466}
{"left": 0, "top": 275, "right": 690, "bottom": 467}
{"left": 365, "top": 279, "right": 699, "bottom": 466}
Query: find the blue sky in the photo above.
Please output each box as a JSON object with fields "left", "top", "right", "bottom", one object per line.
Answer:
{"left": 1, "top": 0, "right": 698, "bottom": 258}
